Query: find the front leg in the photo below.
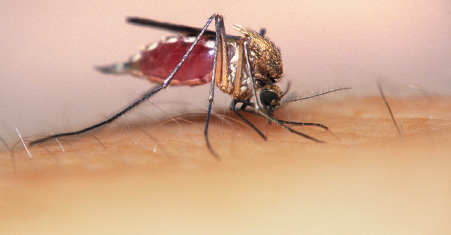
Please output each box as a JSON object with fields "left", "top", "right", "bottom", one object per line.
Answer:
{"left": 231, "top": 99, "right": 267, "bottom": 141}
{"left": 278, "top": 120, "right": 328, "bottom": 130}
{"left": 236, "top": 99, "right": 329, "bottom": 131}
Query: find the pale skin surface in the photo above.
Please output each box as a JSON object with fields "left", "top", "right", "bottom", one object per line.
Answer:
{"left": 0, "top": 95, "right": 450, "bottom": 234}
{"left": 1, "top": 1, "right": 449, "bottom": 234}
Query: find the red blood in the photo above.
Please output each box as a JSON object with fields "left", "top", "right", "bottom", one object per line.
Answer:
{"left": 139, "top": 37, "right": 214, "bottom": 85}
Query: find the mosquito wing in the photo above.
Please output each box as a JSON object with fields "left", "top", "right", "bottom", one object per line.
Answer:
{"left": 127, "top": 17, "right": 217, "bottom": 38}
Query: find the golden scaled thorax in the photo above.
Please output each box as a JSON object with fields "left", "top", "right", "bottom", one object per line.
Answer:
{"left": 234, "top": 25, "right": 283, "bottom": 85}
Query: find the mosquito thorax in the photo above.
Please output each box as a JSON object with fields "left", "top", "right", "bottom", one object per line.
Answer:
{"left": 234, "top": 25, "right": 283, "bottom": 85}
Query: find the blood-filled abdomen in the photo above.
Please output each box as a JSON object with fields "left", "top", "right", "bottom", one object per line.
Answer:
{"left": 130, "top": 36, "right": 215, "bottom": 85}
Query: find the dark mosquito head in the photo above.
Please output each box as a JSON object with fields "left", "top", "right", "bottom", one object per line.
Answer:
{"left": 259, "top": 84, "right": 283, "bottom": 116}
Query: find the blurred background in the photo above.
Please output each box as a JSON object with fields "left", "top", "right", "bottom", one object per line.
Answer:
{"left": 1, "top": 0, "right": 450, "bottom": 149}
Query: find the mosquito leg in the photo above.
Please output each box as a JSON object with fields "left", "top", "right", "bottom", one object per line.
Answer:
{"left": 232, "top": 99, "right": 328, "bottom": 138}
{"left": 30, "top": 14, "right": 218, "bottom": 147}
{"left": 29, "top": 85, "right": 164, "bottom": 146}
{"left": 203, "top": 14, "right": 226, "bottom": 159}
{"left": 236, "top": 101, "right": 329, "bottom": 131}
{"left": 231, "top": 100, "right": 267, "bottom": 141}
{"left": 237, "top": 100, "right": 266, "bottom": 119}
{"left": 278, "top": 120, "right": 329, "bottom": 131}
{"left": 239, "top": 98, "right": 251, "bottom": 111}
{"left": 203, "top": 13, "right": 239, "bottom": 158}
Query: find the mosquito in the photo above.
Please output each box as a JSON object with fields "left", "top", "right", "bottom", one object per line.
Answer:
{"left": 30, "top": 14, "right": 348, "bottom": 157}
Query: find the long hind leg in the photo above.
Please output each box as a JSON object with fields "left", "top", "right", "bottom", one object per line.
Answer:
{"left": 30, "top": 14, "right": 218, "bottom": 146}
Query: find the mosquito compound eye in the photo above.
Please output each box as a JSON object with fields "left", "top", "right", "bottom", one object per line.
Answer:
{"left": 260, "top": 89, "right": 280, "bottom": 111}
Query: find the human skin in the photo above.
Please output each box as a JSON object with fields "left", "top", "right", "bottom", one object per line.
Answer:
{"left": 0, "top": 96, "right": 449, "bottom": 234}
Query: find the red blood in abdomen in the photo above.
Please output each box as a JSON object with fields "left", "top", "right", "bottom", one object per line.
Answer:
{"left": 139, "top": 37, "right": 214, "bottom": 85}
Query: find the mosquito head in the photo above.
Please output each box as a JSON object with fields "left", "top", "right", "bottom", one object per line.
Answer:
{"left": 259, "top": 84, "right": 283, "bottom": 116}
{"left": 234, "top": 25, "right": 283, "bottom": 84}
